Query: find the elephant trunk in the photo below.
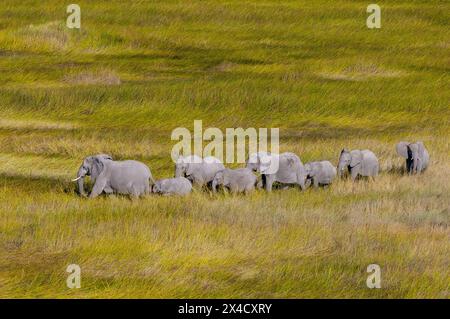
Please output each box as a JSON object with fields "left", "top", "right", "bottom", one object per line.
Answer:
{"left": 212, "top": 179, "right": 218, "bottom": 192}
{"left": 337, "top": 164, "right": 345, "bottom": 178}
{"left": 297, "top": 166, "right": 307, "bottom": 191}
{"left": 75, "top": 166, "right": 88, "bottom": 196}
{"left": 412, "top": 156, "right": 420, "bottom": 174}
{"left": 175, "top": 167, "right": 183, "bottom": 178}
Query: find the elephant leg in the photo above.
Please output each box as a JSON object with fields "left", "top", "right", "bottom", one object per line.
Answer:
{"left": 416, "top": 160, "right": 423, "bottom": 173}
{"left": 130, "top": 186, "right": 141, "bottom": 198}
{"left": 305, "top": 178, "right": 312, "bottom": 189}
{"left": 297, "top": 175, "right": 306, "bottom": 191}
{"left": 103, "top": 184, "right": 114, "bottom": 194}
{"left": 313, "top": 178, "right": 319, "bottom": 188}
{"left": 144, "top": 181, "right": 151, "bottom": 195}
{"left": 299, "top": 181, "right": 306, "bottom": 191}
{"left": 351, "top": 169, "right": 359, "bottom": 182}
{"left": 265, "top": 175, "right": 274, "bottom": 192}
{"left": 89, "top": 178, "right": 107, "bottom": 198}
{"left": 256, "top": 177, "right": 264, "bottom": 189}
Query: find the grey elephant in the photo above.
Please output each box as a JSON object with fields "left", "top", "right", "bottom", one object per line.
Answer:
{"left": 152, "top": 177, "right": 192, "bottom": 196}
{"left": 396, "top": 141, "right": 429, "bottom": 174}
{"left": 175, "top": 155, "right": 225, "bottom": 187}
{"left": 73, "top": 154, "right": 155, "bottom": 198}
{"left": 246, "top": 152, "right": 306, "bottom": 191}
{"left": 212, "top": 168, "right": 257, "bottom": 194}
{"left": 305, "top": 161, "right": 337, "bottom": 188}
{"left": 337, "top": 149, "right": 379, "bottom": 181}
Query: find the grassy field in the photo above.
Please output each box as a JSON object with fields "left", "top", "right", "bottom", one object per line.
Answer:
{"left": 0, "top": 0, "right": 449, "bottom": 298}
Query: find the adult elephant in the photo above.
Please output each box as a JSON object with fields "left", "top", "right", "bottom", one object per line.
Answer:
{"left": 246, "top": 152, "right": 306, "bottom": 191}
{"left": 337, "top": 149, "right": 379, "bottom": 181}
{"left": 396, "top": 141, "right": 429, "bottom": 174}
{"left": 174, "top": 155, "right": 225, "bottom": 187}
{"left": 73, "top": 154, "right": 155, "bottom": 198}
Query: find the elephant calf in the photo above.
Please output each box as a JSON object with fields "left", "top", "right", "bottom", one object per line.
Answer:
{"left": 305, "top": 161, "right": 337, "bottom": 188}
{"left": 175, "top": 155, "right": 225, "bottom": 188}
{"left": 338, "top": 149, "right": 379, "bottom": 181}
{"left": 152, "top": 177, "right": 192, "bottom": 196}
{"left": 73, "top": 154, "right": 155, "bottom": 198}
{"left": 212, "top": 168, "right": 257, "bottom": 194}
{"left": 396, "top": 141, "right": 429, "bottom": 174}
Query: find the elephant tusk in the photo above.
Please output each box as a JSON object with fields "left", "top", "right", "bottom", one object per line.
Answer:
{"left": 71, "top": 176, "right": 82, "bottom": 182}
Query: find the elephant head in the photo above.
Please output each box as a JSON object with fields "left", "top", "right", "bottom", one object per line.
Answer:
{"left": 396, "top": 141, "right": 425, "bottom": 173}
{"left": 246, "top": 152, "right": 273, "bottom": 173}
{"left": 338, "top": 149, "right": 363, "bottom": 177}
{"left": 337, "top": 149, "right": 351, "bottom": 177}
{"left": 73, "top": 154, "right": 112, "bottom": 196}
{"left": 304, "top": 163, "right": 313, "bottom": 178}
{"left": 152, "top": 181, "right": 162, "bottom": 194}
{"left": 211, "top": 170, "right": 225, "bottom": 192}
{"left": 174, "top": 155, "right": 202, "bottom": 178}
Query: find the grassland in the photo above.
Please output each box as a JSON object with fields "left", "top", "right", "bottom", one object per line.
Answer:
{"left": 0, "top": 0, "right": 449, "bottom": 298}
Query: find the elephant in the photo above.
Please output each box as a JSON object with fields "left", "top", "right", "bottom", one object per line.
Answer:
{"left": 212, "top": 168, "right": 257, "bottom": 194}
{"left": 152, "top": 177, "right": 192, "bottom": 196}
{"left": 246, "top": 152, "right": 306, "bottom": 191}
{"left": 73, "top": 154, "right": 155, "bottom": 198}
{"left": 304, "top": 161, "right": 337, "bottom": 188}
{"left": 174, "top": 155, "right": 225, "bottom": 187}
{"left": 337, "top": 149, "right": 379, "bottom": 181}
{"left": 396, "top": 141, "right": 429, "bottom": 174}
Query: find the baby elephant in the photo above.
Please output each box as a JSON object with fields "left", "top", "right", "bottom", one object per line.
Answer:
{"left": 212, "top": 168, "right": 257, "bottom": 194}
{"left": 338, "top": 149, "right": 379, "bottom": 181}
{"left": 396, "top": 141, "right": 429, "bottom": 174}
{"left": 304, "top": 161, "right": 337, "bottom": 188}
{"left": 152, "top": 177, "right": 192, "bottom": 196}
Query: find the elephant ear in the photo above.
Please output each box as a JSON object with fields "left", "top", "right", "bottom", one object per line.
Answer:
{"left": 222, "top": 171, "right": 229, "bottom": 185}
{"left": 286, "top": 157, "right": 295, "bottom": 167}
{"left": 91, "top": 157, "right": 105, "bottom": 181}
{"left": 396, "top": 142, "right": 410, "bottom": 158}
{"left": 416, "top": 141, "right": 425, "bottom": 158}
{"left": 305, "top": 164, "right": 313, "bottom": 176}
{"left": 185, "top": 162, "right": 195, "bottom": 177}
{"left": 350, "top": 150, "right": 362, "bottom": 168}
{"left": 213, "top": 171, "right": 223, "bottom": 184}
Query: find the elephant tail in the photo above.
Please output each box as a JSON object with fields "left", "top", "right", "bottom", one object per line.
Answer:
{"left": 149, "top": 174, "right": 156, "bottom": 186}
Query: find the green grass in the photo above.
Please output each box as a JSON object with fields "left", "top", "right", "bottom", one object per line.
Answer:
{"left": 0, "top": 0, "right": 449, "bottom": 298}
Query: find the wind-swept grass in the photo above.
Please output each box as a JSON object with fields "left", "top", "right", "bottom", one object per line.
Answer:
{"left": 0, "top": 0, "right": 449, "bottom": 298}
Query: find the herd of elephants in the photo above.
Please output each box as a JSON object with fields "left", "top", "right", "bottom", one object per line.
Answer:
{"left": 71, "top": 141, "right": 430, "bottom": 198}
